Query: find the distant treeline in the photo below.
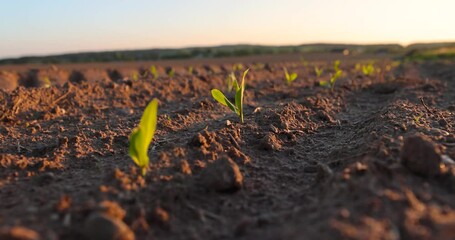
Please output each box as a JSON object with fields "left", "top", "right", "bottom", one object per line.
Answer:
{"left": 1, "top": 42, "right": 454, "bottom": 65}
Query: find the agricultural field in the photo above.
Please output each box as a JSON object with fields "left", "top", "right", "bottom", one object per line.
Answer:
{"left": 1, "top": 53, "right": 455, "bottom": 240}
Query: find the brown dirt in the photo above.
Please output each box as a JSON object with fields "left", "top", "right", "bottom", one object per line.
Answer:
{"left": 0, "top": 56, "right": 455, "bottom": 240}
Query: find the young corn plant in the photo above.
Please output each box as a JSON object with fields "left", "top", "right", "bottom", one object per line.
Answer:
{"left": 283, "top": 67, "right": 298, "bottom": 85}
{"left": 132, "top": 71, "right": 139, "bottom": 81}
{"left": 319, "top": 69, "right": 342, "bottom": 92}
{"left": 150, "top": 65, "right": 158, "bottom": 79}
{"left": 129, "top": 98, "right": 158, "bottom": 176}
{"left": 187, "top": 66, "right": 194, "bottom": 75}
{"left": 314, "top": 66, "right": 323, "bottom": 78}
{"left": 166, "top": 67, "right": 175, "bottom": 78}
{"left": 362, "top": 63, "right": 375, "bottom": 76}
{"left": 211, "top": 69, "right": 249, "bottom": 123}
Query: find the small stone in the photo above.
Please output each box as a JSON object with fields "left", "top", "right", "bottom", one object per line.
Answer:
{"left": 200, "top": 157, "right": 243, "bottom": 192}
{"left": 0, "top": 226, "right": 40, "bottom": 240}
{"left": 401, "top": 134, "right": 442, "bottom": 177}
{"left": 84, "top": 214, "right": 135, "bottom": 240}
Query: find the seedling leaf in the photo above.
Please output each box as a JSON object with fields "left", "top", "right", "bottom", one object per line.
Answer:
{"left": 284, "top": 67, "right": 298, "bottom": 85}
{"left": 211, "top": 89, "right": 237, "bottom": 113}
{"left": 129, "top": 98, "right": 159, "bottom": 176}
{"left": 319, "top": 80, "right": 329, "bottom": 87}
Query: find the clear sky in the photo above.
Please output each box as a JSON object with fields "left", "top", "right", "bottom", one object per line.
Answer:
{"left": 1, "top": 0, "right": 454, "bottom": 59}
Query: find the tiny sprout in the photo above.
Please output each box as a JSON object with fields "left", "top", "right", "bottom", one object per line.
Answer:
{"left": 334, "top": 60, "right": 341, "bottom": 72}
{"left": 43, "top": 76, "right": 51, "bottom": 88}
{"left": 211, "top": 69, "right": 249, "bottom": 123}
{"left": 226, "top": 72, "right": 239, "bottom": 92}
{"left": 283, "top": 67, "right": 298, "bottom": 85}
{"left": 150, "top": 65, "right": 158, "bottom": 79}
{"left": 314, "top": 66, "right": 323, "bottom": 78}
{"left": 413, "top": 114, "right": 424, "bottom": 125}
{"left": 362, "top": 63, "right": 375, "bottom": 76}
{"left": 319, "top": 69, "right": 342, "bottom": 92}
{"left": 233, "top": 63, "right": 244, "bottom": 72}
{"left": 187, "top": 66, "right": 194, "bottom": 75}
{"left": 253, "top": 63, "right": 265, "bottom": 70}
{"left": 132, "top": 71, "right": 139, "bottom": 81}
{"left": 166, "top": 67, "right": 175, "bottom": 78}
{"left": 355, "top": 63, "right": 361, "bottom": 72}
{"left": 129, "top": 99, "right": 159, "bottom": 176}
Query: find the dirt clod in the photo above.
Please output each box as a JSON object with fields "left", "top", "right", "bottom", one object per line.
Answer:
{"left": 98, "top": 201, "right": 126, "bottom": 221}
{"left": 0, "top": 226, "right": 40, "bottom": 240}
{"left": 200, "top": 156, "right": 243, "bottom": 192}
{"left": 259, "top": 133, "right": 282, "bottom": 151}
{"left": 401, "top": 134, "right": 442, "bottom": 177}
{"left": 84, "top": 213, "right": 135, "bottom": 240}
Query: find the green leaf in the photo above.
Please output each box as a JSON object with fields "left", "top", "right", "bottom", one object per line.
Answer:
{"left": 319, "top": 80, "right": 329, "bottom": 87}
{"left": 238, "top": 69, "right": 249, "bottom": 123}
{"left": 211, "top": 89, "right": 229, "bottom": 107}
{"left": 284, "top": 67, "right": 297, "bottom": 85}
{"left": 140, "top": 98, "right": 159, "bottom": 150}
{"left": 128, "top": 128, "right": 141, "bottom": 166}
{"left": 290, "top": 73, "right": 297, "bottom": 82}
{"left": 150, "top": 65, "right": 158, "bottom": 79}
{"left": 334, "top": 60, "right": 341, "bottom": 71}
{"left": 284, "top": 67, "right": 290, "bottom": 81}
{"left": 211, "top": 89, "right": 237, "bottom": 113}
{"left": 129, "top": 98, "right": 159, "bottom": 176}
{"left": 315, "top": 67, "right": 323, "bottom": 77}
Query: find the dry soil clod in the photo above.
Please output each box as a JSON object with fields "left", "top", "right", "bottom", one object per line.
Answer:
{"left": 84, "top": 213, "right": 135, "bottom": 240}
{"left": 0, "top": 226, "right": 41, "bottom": 240}
{"left": 401, "top": 134, "right": 442, "bottom": 177}
{"left": 200, "top": 156, "right": 243, "bottom": 192}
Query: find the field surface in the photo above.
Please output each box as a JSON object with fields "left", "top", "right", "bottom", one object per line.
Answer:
{"left": 1, "top": 54, "right": 455, "bottom": 240}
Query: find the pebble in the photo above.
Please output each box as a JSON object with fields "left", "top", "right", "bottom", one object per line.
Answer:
{"left": 200, "top": 157, "right": 243, "bottom": 192}
{"left": 401, "top": 134, "right": 442, "bottom": 177}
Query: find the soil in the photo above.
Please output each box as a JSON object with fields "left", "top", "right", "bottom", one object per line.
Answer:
{"left": 1, "top": 55, "right": 455, "bottom": 240}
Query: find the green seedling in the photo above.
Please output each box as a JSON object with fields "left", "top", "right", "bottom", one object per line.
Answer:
{"left": 150, "top": 65, "right": 158, "bottom": 79}
{"left": 233, "top": 63, "right": 244, "bottom": 72}
{"left": 283, "top": 67, "right": 298, "bottom": 85}
{"left": 166, "top": 68, "right": 175, "bottom": 78}
{"left": 355, "top": 63, "right": 361, "bottom": 72}
{"left": 362, "top": 63, "right": 375, "bottom": 76}
{"left": 319, "top": 69, "right": 342, "bottom": 91}
{"left": 211, "top": 69, "right": 249, "bottom": 123}
{"left": 129, "top": 98, "right": 159, "bottom": 176}
{"left": 187, "top": 66, "right": 194, "bottom": 75}
{"left": 226, "top": 72, "right": 239, "bottom": 92}
{"left": 132, "top": 71, "right": 139, "bottom": 81}
{"left": 334, "top": 60, "right": 341, "bottom": 72}
{"left": 314, "top": 66, "right": 323, "bottom": 78}
{"left": 413, "top": 114, "right": 424, "bottom": 125}
{"left": 253, "top": 63, "right": 265, "bottom": 70}
{"left": 43, "top": 76, "right": 51, "bottom": 88}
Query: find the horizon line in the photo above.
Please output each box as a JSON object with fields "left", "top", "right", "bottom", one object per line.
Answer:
{"left": 2, "top": 40, "right": 454, "bottom": 61}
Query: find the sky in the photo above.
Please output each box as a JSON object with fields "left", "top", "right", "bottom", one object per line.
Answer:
{"left": 1, "top": 0, "right": 454, "bottom": 59}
